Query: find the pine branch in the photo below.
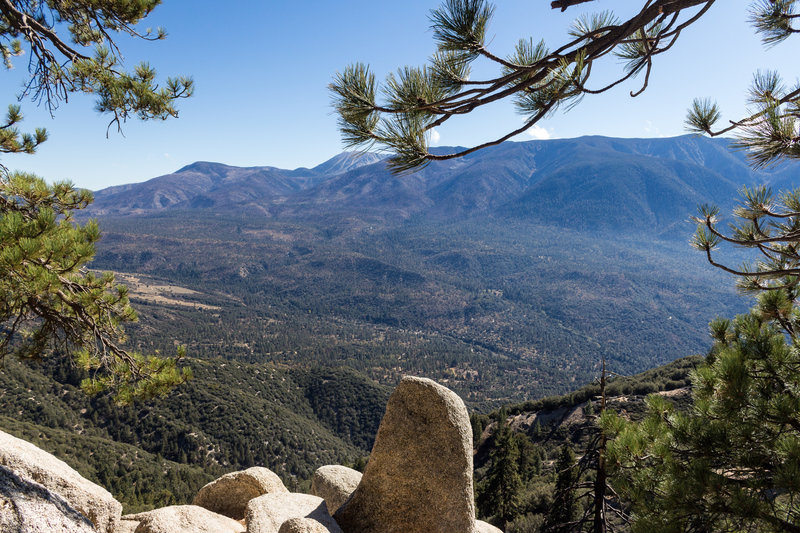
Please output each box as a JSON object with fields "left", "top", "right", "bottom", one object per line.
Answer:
{"left": 552, "top": 0, "right": 597, "bottom": 11}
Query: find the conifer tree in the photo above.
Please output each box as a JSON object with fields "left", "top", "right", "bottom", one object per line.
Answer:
{"left": 604, "top": 48, "right": 800, "bottom": 533}
{"left": 544, "top": 444, "right": 578, "bottom": 533}
{"left": 0, "top": 0, "right": 192, "bottom": 402}
{"left": 604, "top": 183, "right": 800, "bottom": 530}
{"left": 478, "top": 418, "right": 524, "bottom": 528}
{"left": 545, "top": 361, "right": 628, "bottom": 533}
{"left": 604, "top": 294, "right": 800, "bottom": 531}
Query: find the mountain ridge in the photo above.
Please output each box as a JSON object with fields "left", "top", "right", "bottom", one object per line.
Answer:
{"left": 86, "top": 135, "right": 798, "bottom": 231}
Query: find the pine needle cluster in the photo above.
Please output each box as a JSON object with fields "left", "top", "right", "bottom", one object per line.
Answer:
{"left": 331, "top": 0, "right": 723, "bottom": 173}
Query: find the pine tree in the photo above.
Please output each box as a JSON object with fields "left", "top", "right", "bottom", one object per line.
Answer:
{"left": 545, "top": 361, "right": 628, "bottom": 533}
{"left": 478, "top": 420, "right": 524, "bottom": 528}
{"left": 544, "top": 445, "right": 577, "bottom": 533}
{"left": 0, "top": 0, "right": 193, "bottom": 402}
{"left": 604, "top": 293, "right": 800, "bottom": 532}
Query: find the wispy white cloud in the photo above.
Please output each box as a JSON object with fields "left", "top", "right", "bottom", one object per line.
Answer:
{"left": 429, "top": 128, "right": 441, "bottom": 145}
{"left": 643, "top": 120, "right": 666, "bottom": 138}
{"left": 525, "top": 125, "right": 552, "bottom": 140}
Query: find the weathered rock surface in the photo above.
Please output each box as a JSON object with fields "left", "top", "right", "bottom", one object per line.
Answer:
{"left": 278, "top": 517, "right": 333, "bottom": 533}
{"left": 475, "top": 519, "right": 504, "bottom": 532}
{"left": 0, "top": 464, "right": 96, "bottom": 533}
{"left": 126, "top": 505, "right": 245, "bottom": 533}
{"left": 0, "top": 429, "right": 122, "bottom": 533}
{"left": 334, "top": 376, "right": 475, "bottom": 533}
{"left": 115, "top": 518, "right": 140, "bottom": 533}
{"left": 246, "top": 493, "right": 342, "bottom": 533}
{"left": 310, "top": 465, "right": 361, "bottom": 514}
{"left": 193, "top": 466, "right": 288, "bottom": 519}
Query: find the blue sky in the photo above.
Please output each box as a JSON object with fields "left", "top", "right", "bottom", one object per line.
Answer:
{"left": 0, "top": 0, "right": 793, "bottom": 190}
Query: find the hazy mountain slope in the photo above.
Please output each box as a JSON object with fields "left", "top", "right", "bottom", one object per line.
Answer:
{"left": 90, "top": 162, "right": 303, "bottom": 215}
{"left": 88, "top": 153, "right": 385, "bottom": 216}
{"left": 502, "top": 154, "right": 743, "bottom": 234}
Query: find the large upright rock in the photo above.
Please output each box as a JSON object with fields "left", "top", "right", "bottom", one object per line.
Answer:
{"left": 0, "top": 465, "right": 96, "bottom": 533}
{"left": 0, "top": 429, "right": 122, "bottom": 533}
{"left": 334, "top": 376, "right": 475, "bottom": 533}
{"left": 193, "top": 466, "right": 288, "bottom": 519}
{"left": 310, "top": 465, "right": 361, "bottom": 514}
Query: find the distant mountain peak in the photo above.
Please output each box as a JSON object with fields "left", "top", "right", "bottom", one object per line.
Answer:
{"left": 175, "top": 161, "right": 237, "bottom": 175}
{"left": 311, "top": 152, "right": 387, "bottom": 175}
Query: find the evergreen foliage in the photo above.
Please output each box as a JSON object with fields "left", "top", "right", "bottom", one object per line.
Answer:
{"left": 0, "top": 0, "right": 192, "bottom": 401}
{"left": 0, "top": 0, "right": 193, "bottom": 136}
{"left": 331, "top": 1, "right": 796, "bottom": 172}
{"left": 544, "top": 445, "right": 578, "bottom": 533}
{"left": 0, "top": 172, "right": 190, "bottom": 402}
{"left": 605, "top": 292, "right": 800, "bottom": 532}
{"left": 477, "top": 414, "right": 523, "bottom": 528}
{"left": 693, "top": 184, "right": 800, "bottom": 292}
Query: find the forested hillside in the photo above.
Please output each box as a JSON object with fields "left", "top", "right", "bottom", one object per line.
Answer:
{"left": 0, "top": 356, "right": 389, "bottom": 511}
{"left": 0, "top": 347, "right": 702, "bottom": 519}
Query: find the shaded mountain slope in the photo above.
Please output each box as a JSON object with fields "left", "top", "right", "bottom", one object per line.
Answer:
{"left": 502, "top": 153, "right": 743, "bottom": 234}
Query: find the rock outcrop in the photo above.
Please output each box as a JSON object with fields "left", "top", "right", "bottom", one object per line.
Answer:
{"left": 0, "top": 429, "right": 122, "bottom": 533}
{"left": 334, "top": 376, "right": 475, "bottom": 533}
{"left": 246, "top": 493, "right": 342, "bottom": 533}
{"left": 476, "top": 519, "right": 504, "bottom": 532}
{"left": 193, "top": 466, "right": 289, "bottom": 519}
{"left": 310, "top": 465, "right": 361, "bottom": 514}
{"left": 115, "top": 518, "right": 141, "bottom": 533}
{"left": 0, "top": 376, "right": 494, "bottom": 533}
{"left": 0, "top": 464, "right": 97, "bottom": 533}
{"left": 125, "top": 504, "right": 245, "bottom": 533}
{"left": 278, "top": 517, "right": 333, "bottom": 533}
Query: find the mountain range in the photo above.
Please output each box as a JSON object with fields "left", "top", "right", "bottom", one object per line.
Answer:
{"left": 87, "top": 135, "right": 797, "bottom": 236}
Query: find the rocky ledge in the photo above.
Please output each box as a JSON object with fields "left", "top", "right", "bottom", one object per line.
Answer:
{"left": 0, "top": 376, "right": 502, "bottom": 533}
